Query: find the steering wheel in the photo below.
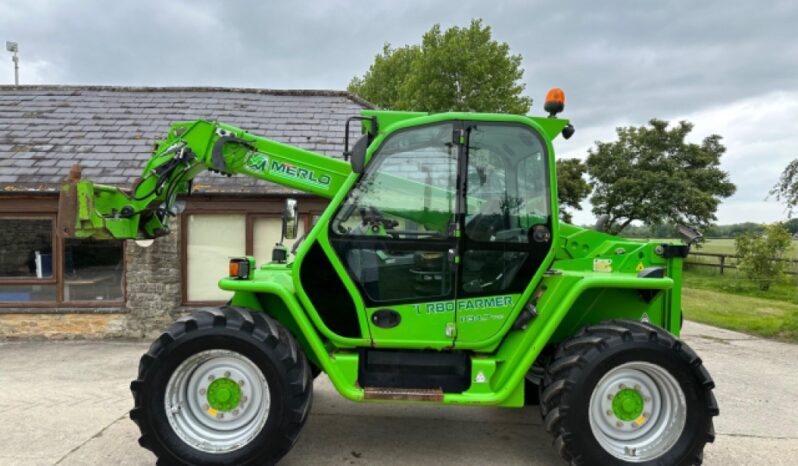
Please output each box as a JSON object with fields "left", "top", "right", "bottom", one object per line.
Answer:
{"left": 359, "top": 206, "right": 399, "bottom": 234}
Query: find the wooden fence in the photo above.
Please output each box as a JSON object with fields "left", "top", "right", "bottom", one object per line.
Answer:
{"left": 685, "top": 251, "right": 798, "bottom": 276}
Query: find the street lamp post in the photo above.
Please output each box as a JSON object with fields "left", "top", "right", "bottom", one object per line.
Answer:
{"left": 6, "top": 41, "right": 19, "bottom": 86}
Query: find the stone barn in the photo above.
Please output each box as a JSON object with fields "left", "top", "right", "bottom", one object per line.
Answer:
{"left": 0, "top": 85, "right": 370, "bottom": 338}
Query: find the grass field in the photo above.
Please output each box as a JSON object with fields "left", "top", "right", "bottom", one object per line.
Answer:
{"left": 629, "top": 238, "right": 798, "bottom": 340}
{"left": 681, "top": 269, "right": 798, "bottom": 342}
{"left": 682, "top": 287, "right": 798, "bottom": 341}
{"left": 683, "top": 269, "right": 798, "bottom": 303}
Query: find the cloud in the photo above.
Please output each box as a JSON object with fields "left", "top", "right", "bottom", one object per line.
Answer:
{"left": 0, "top": 56, "right": 54, "bottom": 85}
{"left": 677, "top": 91, "right": 798, "bottom": 202}
{"left": 563, "top": 91, "right": 798, "bottom": 225}
{"left": 2, "top": 0, "right": 797, "bottom": 224}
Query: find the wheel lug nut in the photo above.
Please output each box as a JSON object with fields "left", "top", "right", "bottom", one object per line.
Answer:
{"left": 634, "top": 384, "right": 641, "bottom": 391}
{"left": 208, "top": 375, "right": 215, "bottom": 382}
{"left": 239, "top": 380, "right": 245, "bottom": 386}
{"left": 645, "top": 397, "right": 651, "bottom": 402}
{"left": 619, "top": 384, "right": 626, "bottom": 390}
{"left": 606, "top": 410, "right": 613, "bottom": 416}
{"left": 218, "top": 412, "right": 224, "bottom": 419}
{"left": 643, "top": 412, "right": 650, "bottom": 418}
{"left": 616, "top": 421, "right": 623, "bottom": 428}
{"left": 224, "top": 371, "right": 231, "bottom": 378}
{"left": 242, "top": 396, "right": 248, "bottom": 403}
{"left": 199, "top": 388, "right": 206, "bottom": 395}
{"left": 233, "top": 409, "right": 240, "bottom": 416}
{"left": 202, "top": 404, "right": 209, "bottom": 410}
{"left": 607, "top": 394, "right": 613, "bottom": 400}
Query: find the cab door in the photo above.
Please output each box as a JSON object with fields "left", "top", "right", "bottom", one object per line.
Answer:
{"left": 329, "top": 122, "right": 460, "bottom": 349}
{"left": 455, "top": 122, "right": 554, "bottom": 346}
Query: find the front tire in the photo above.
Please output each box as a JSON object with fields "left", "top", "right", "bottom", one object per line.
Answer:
{"left": 540, "top": 320, "right": 718, "bottom": 465}
{"left": 130, "top": 306, "right": 312, "bottom": 465}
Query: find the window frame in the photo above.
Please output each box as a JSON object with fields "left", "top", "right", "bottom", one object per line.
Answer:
{"left": 328, "top": 122, "right": 460, "bottom": 306}
{"left": 181, "top": 211, "right": 248, "bottom": 306}
{"left": 0, "top": 200, "right": 127, "bottom": 308}
{"left": 0, "top": 213, "right": 58, "bottom": 286}
{"left": 457, "top": 121, "right": 553, "bottom": 298}
{"left": 462, "top": 121, "right": 552, "bottom": 243}
{"left": 180, "top": 197, "right": 316, "bottom": 306}
{"left": 330, "top": 121, "right": 459, "bottom": 241}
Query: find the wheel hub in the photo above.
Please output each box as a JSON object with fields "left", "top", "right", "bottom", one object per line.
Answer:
{"left": 612, "top": 388, "right": 644, "bottom": 421}
{"left": 207, "top": 378, "right": 241, "bottom": 412}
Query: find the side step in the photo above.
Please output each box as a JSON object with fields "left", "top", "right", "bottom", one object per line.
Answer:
{"left": 364, "top": 387, "right": 444, "bottom": 402}
{"left": 359, "top": 349, "right": 471, "bottom": 393}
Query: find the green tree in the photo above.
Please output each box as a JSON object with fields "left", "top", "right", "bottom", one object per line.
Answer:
{"left": 348, "top": 19, "right": 531, "bottom": 114}
{"left": 347, "top": 44, "right": 417, "bottom": 111}
{"left": 771, "top": 158, "right": 798, "bottom": 216}
{"left": 556, "top": 158, "right": 591, "bottom": 223}
{"left": 735, "top": 223, "right": 793, "bottom": 291}
{"left": 586, "top": 119, "right": 736, "bottom": 234}
{"left": 350, "top": 19, "right": 591, "bottom": 217}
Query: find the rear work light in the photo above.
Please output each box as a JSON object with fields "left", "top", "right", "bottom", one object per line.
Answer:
{"left": 229, "top": 258, "right": 250, "bottom": 280}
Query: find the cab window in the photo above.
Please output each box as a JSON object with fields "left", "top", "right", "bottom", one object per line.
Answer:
{"left": 331, "top": 123, "right": 457, "bottom": 304}
{"left": 461, "top": 123, "right": 550, "bottom": 296}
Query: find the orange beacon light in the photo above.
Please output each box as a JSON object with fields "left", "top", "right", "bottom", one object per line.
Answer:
{"left": 544, "top": 87, "right": 565, "bottom": 117}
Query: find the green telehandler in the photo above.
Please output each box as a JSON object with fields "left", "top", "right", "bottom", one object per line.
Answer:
{"left": 58, "top": 88, "right": 717, "bottom": 465}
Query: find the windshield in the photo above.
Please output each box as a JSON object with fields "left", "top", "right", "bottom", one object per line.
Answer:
{"left": 332, "top": 123, "right": 457, "bottom": 240}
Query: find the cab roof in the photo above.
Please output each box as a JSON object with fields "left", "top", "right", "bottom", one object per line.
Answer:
{"left": 360, "top": 109, "right": 570, "bottom": 142}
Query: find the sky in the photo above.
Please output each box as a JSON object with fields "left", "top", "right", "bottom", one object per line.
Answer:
{"left": 1, "top": 0, "right": 796, "bottom": 225}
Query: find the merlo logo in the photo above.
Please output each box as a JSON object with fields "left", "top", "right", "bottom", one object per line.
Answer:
{"left": 246, "top": 153, "right": 269, "bottom": 173}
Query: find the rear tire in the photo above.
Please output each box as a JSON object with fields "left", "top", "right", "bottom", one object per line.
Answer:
{"left": 540, "top": 320, "right": 718, "bottom": 465}
{"left": 130, "top": 306, "right": 312, "bottom": 466}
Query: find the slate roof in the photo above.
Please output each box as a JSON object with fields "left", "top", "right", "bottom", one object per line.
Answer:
{"left": 0, "top": 86, "right": 372, "bottom": 194}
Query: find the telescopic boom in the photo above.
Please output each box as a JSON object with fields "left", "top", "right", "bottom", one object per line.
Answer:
{"left": 58, "top": 120, "right": 352, "bottom": 240}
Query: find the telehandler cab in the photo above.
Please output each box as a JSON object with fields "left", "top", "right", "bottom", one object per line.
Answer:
{"left": 59, "top": 88, "right": 717, "bottom": 465}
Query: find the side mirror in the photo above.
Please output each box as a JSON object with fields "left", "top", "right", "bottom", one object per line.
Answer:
{"left": 677, "top": 224, "right": 703, "bottom": 246}
{"left": 282, "top": 198, "right": 299, "bottom": 240}
{"left": 342, "top": 115, "right": 377, "bottom": 174}
{"left": 350, "top": 135, "right": 368, "bottom": 174}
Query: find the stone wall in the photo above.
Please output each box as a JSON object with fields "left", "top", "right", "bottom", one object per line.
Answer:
{"left": 122, "top": 219, "right": 184, "bottom": 338}
{"left": 0, "top": 313, "right": 128, "bottom": 339}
